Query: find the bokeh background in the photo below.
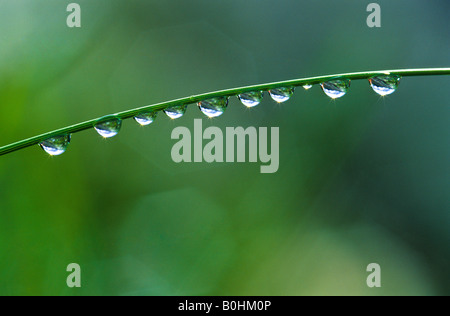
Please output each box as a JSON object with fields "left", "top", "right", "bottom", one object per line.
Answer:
{"left": 0, "top": 0, "right": 448, "bottom": 296}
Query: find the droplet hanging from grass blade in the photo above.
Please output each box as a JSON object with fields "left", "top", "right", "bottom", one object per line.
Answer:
{"left": 39, "top": 134, "right": 71, "bottom": 156}
{"left": 321, "top": 79, "right": 351, "bottom": 99}
{"left": 134, "top": 112, "right": 157, "bottom": 126}
{"left": 198, "top": 97, "right": 229, "bottom": 118}
{"left": 303, "top": 84, "right": 313, "bottom": 90}
{"left": 164, "top": 104, "right": 187, "bottom": 119}
{"left": 369, "top": 74, "right": 401, "bottom": 96}
{"left": 269, "top": 87, "right": 295, "bottom": 103}
{"left": 94, "top": 117, "right": 122, "bottom": 138}
{"left": 238, "top": 91, "right": 264, "bottom": 108}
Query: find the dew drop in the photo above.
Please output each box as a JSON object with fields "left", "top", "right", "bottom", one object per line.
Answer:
{"left": 94, "top": 117, "right": 122, "bottom": 138}
{"left": 238, "top": 91, "right": 264, "bottom": 108}
{"left": 369, "top": 74, "right": 401, "bottom": 96}
{"left": 303, "top": 84, "right": 313, "bottom": 90}
{"left": 39, "top": 134, "right": 71, "bottom": 156}
{"left": 134, "top": 112, "right": 157, "bottom": 126}
{"left": 269, "top": 87, "right": 295, "bottom": 103}
{"left": 321, "top": 79, "right": 351, "bottom": 99}
{"left": 198, "top": 97, "right": 229, "bottom": 118}
{"left": 164, "top": 104, "right": 187, "bottom": 119}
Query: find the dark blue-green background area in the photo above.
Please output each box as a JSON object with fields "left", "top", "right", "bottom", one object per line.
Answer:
{"left": 0, "top": 0, "right": 448, "bottom": 295}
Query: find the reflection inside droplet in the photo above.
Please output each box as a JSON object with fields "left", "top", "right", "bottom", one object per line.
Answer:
{"left": 198, "top": 97, "right": 229, "bottom": 118}
{"left": 321, "top": 79, "right": 351, "bottom": 99}
{"left": 164, "top": 104, "right": 187, "bottom": 119}
{"left": 238, "top": 91, "right": 264, "bottom": 108}
{"left": 369, "top": 74, "right": 401, "bottom": 96}
{"left": 269, "top": 87, "right": 295, "bottom": 103}
{"left": 134, "top": 112, "right": 157, "bottom": 126}
{"left": 94, "top": 117, "right": 122, "bottom": 138}
{"left": 39, "top": 134, "right": 71, "bottom": 156}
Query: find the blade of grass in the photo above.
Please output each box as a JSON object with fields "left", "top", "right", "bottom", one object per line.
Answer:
{"left": 1, "top": 68, "right": 449, "bottom": 157}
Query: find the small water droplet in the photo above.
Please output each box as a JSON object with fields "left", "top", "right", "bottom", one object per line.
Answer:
{"left": 39, "top": 134, "right": 71, "bottom": 156}
{"left": 134, "top": 112, "right": 157, "bottom": 126}
{"left": 303, "top": 84, "right": 313, "bottom": 90}
{"left": 164, "top": 104, "right": 187, "bottom": 119}
{"left": 94, "top": 117, "right": 122, "bottom": 138}
{"left": 198, "top": 97, "right": 229, "bottom": 118}
{"left": 269, "top": 87, "right": 295, "bottom": 103}
{"left": 321, "top": 79, "right": 351, "bottom": 99}
{"left": 369, "top": 74, "right": 401, "bottom": 96}
{"left": 238, "top": 91, "right": 264, "bottom": 108}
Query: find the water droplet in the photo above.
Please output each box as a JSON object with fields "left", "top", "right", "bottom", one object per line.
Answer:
{"left": 303, "top": 84, "right": 313, "bottom": 90}
{"left": 39, "top": 134, "right": 71, "bottom": 156}
{"left": 198, "top": 97, "right": 229, "bottom": 118}
{"left": 238, "top": 91, "right": 264, "bottom": 108}
{"left": 134, "top": 112, "right": 157, "bottom": 126}
{"left": 321, "top": 79, "right": 351, "bottom": 99}
{"left": 94, "top": 117, "right": 122, "bottom": 138}
{"left": 269, "top": 87, "right": 295, "bottom": 103}
{"left": 164, "top": 104, "right": 187, "bottom": 119}
{"left": 369, "top": 74, "right": 401, "bottom": 96}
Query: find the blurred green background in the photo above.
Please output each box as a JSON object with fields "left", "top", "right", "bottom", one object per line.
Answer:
{"left": 0, "top": 0, "right": 449, "bottom": 296}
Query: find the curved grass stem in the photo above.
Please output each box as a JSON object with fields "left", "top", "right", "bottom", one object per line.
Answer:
{"left": 1, "top": 68, "right": 450, "bottom": 157}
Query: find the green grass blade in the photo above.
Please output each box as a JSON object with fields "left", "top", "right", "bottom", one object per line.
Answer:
{"left": 1, "top": 68, "right": 449, "bottom": 157}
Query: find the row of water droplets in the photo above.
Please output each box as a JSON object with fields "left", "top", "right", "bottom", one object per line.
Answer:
{"left": 39, "top": 74, "right": 401, "bottom": 156}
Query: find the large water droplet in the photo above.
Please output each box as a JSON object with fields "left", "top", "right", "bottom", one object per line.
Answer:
{"left": 164, "top": 104, "right": 187, "bottom": 119}
{"left": 94, "top": 117, "right": 122, "bottom": 138}
{"left": 198, "top": 97, "right": 229, "bottom": 118}
{"left": 369, "top": 74, "right": 401, "bottom": 96}
{"left": 134, "top": 112, "right": 157, "bottom": 126}
{"left": 321, "top": 79, "right": 351, "bottom": 99}
{"left": 39, "top": 134, "right": 71, "bottom": 156}
{"left": 269, "top": 87, "right": 295, "bottom": 103}
{"left": 238, "top": 91, "right": 264, "bottom": 108}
